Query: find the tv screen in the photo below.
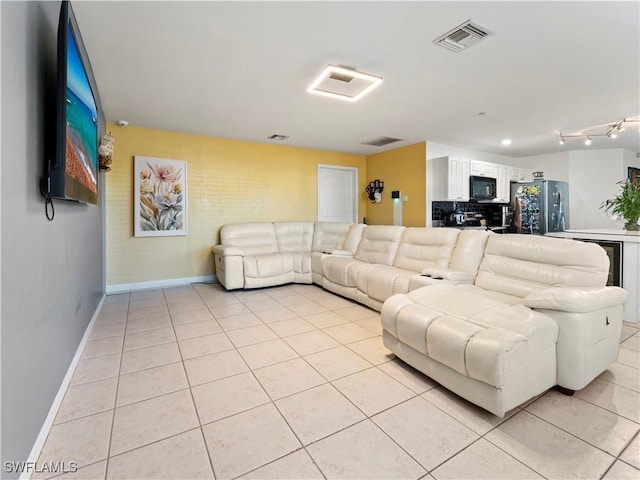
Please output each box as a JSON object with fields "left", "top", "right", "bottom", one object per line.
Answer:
{"left": 49, "top": 0, "right": 104, "bottom": 204}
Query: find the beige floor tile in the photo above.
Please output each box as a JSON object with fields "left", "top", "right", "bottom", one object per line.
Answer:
{"left": 170, "top": 308, "right": 215, "bottom": 325}
{"left": 116, "top": 362, "right": 188, "bottom": 407}
{"left": 178, "top": 332, "right": 234, "bottom": 360}
{"left": 322, "top": 323, "right": 376, "bottom": 344}
{"left": 217, "top": 312, "right": 263, "bottom": 331}
{"left": 603, "top": 460, "right": 640, "bottom": 479}
{"left": 254, "top": 307, "right": 299, "bottom": 323}
{"left": 203, "top": 295, "right": 242, "bottom": 308}
{"left": 599, "top": 362, "right": 640, "bottom": 392}
{"left": 125, "top": 315, "right": 172, "bottom": 334}
{"left": 283, "top": 330, "right": 340, "bottom": 355}
{"left": 240, "top": 449, "right": 323, "bottom": 480}
{"left": 168, "top": 299, "right": 207, "bottom": 314}
{"left": 576, "top": 378, "right": 640, "bottom": 423}
{"left": 120, "top": 342, "right": 182, "bottom": 375}
{"left": 301, "top": 289, "right": 337, "bottom": 302}
{"left": 95, "top": 311, "right": 127, "bottom": 325}
{"left": 277, "top": 294, "right": 316, "bottom": 307}
{"left": 184, "top": 349, "right": 249, "bottom": 386}
{"left": 110, "top": 389, "right": 199, "bottom": 456}
{"left": 202, "top": 403, "right": 301, "bottom": 479}
{"left": 421, "top": 387, "right": 518, "bottom": 435}
{"left": 81, "top": 336, "right": 123, "bottom": 359}
{"left": 238, "top": 338, "right": 299, "bottom": 369}
{"left": 304, "top": 346, "right": 372, "bottom": 381}
{"left": 303, "top": 311, "right": 351, "bottom": 329}
{"left": 233, "top": 291, "right": 273, "bottom": 303}
{"left": 70, "top": 353, "right": 121, "bottom": 386}
{"left": 253, "top": 358, "right": 326, "bottom": 400}
{"left": 89, "top": 322, "right": 126, "bottom": 340}
{"left": 104, "top": 293, "right": 130, "bottom": 304}
{"left": 106, "top": 429, "right": 213, "bottom": 479}
{"left": 267, "top": 317, "right": 316, "bottom": 337}
{"left": 55, "top": 377, "right": 117, "bottom": 424}
{"left": 129, "top": 297, "right": 164, "bottom": 310}
{"left": 617, "top": 346, "right": 640, "bottom": 369}
{"left": 315, "top": 295, "right": 356, "bottom": 310}
{"left": 621, "top": 325, "right": 640, "bottom": 342}
{"left": 36, "top": 411, "right": 112, "bottom": 475}
{"left": 306, "top": 419, "right": 426, "bottom": 479}
{"left": 373, "top": 396, "right": 478, "bottom": 471}
{"left": 275, "top": 384, "right": 366, "bottom": 445}
{"left": 355, "top": 317, "right": 384, "bottom": 335}
{"left": 620, "top": 434, "right": 640, "bottom": 469}
{"left": 525, "top": 389, "right": 639, "bottom": 456}
{"left": 346, "top": 336, "right": 395, "bottom": 365}
{"left": 129, "top": 289, "right": 164, "bottom": 301}
{"left": 334, "top": 304, "right": 378, "bottom": 321}
{"left": 209, "top": 302, "right": 251, "bottom": 318}
{"left": 332, "top": 367, "right": 414, "bottom": 416}
{"left": 245, "top": 298, "right": 282, "bottom": 312}
{"left": 288, "top": 302, "right": 329, "bottom": 316}
{"left": 378, "top": 359, "right": 438, "bottom": 394}
{"left": 123, "top": 327, "right": 176, "bottom": 352}
{"left": 621, "top": 334, "right": 640, "bottom": 352}
{"left": 101, "top": 303, "right": 129, "bottom": 315}
{"left": 173, "top": 319, "right": 222, "bottom": 340}
{"left": 485, "top": 410, "right": 615, "bottom": 479}
{"left": 192, "top": 371, "right": 270, "bottom": 425}
{"left": 127, "top": 305, "right": 169, "bottom": 321}
{"left": 226, "top": 324, "right": 278, "bottom": 347}
{"left": 51, "top": 460, "right": 107, "bottom": 479}
{"left": 431, "top": 438, "right": 543, "bottom": 479}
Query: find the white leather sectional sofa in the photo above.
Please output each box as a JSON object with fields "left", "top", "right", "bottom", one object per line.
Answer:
{"left": 213, "top": 221, "right": 628, "bottom": 416}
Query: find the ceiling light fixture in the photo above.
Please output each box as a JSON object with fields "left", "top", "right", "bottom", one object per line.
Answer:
{"left": 557, "top": 117, "right": 639, "bottom": 146}
{"left": 307, "top": 65, "right": 383, "bottom": 102}
{"left": 501, "top": 139, "right": 512, "bottom": 145}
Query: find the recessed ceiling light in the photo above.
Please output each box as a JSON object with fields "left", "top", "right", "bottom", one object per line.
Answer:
{"left": 307, "top": 65, "right": 383, "bottom": 102}
{"left": 501, "top": 139, "right": 512, "bottom": 145}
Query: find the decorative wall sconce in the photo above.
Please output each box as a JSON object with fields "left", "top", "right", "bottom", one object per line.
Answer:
{"left": 98, "top": 131, "right": 114, "bottom": 171}
{"left": 365, "top": 179, "right": 384, "bottom": 203}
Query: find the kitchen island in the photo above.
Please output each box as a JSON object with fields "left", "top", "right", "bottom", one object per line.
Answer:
{"left": 546, "top": 229, "right": 640, "bottom": 323}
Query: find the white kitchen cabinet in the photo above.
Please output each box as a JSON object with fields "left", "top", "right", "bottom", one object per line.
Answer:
{"left": 509, "top": 167, "right": 534, "bottom": 182}
{"left": 495, "top": 164, "right": 510, "bottom": 203}
{"left": 470, "top": 160, "right": 497, "bottom": 178}
{"left": 430, "top": 156, "right": 470, "bottom": 201}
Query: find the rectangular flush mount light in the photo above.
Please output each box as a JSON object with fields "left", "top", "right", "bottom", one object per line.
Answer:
{"left": 307, "top": 65, "right": 383, "bottom": 102}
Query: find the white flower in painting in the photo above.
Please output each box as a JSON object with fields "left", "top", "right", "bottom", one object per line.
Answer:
{"left": 152, "top": 192, "right": 179, "bottom": 212}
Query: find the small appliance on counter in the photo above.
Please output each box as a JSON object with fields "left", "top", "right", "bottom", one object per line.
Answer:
{"left": 511, "top": 180, "right": 569, "bottom": 234}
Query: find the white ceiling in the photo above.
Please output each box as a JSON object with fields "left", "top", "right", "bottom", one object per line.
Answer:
{"left": 72, "top": 1, "right": 640, "bottom": 157}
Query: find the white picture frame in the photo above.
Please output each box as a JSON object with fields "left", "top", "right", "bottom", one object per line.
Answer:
{"left": 134, "top": 156, "right": 187, "bottom": 237}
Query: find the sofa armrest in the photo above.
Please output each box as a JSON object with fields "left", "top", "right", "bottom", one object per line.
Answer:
{"left": 524, "top": 287, "right": 628, "bottom": 313}
{"left": 421, "top": 267, "right": 475, "bottom": 283}
{"left": 213, "top": 244, "right": 254, "bottom": 257}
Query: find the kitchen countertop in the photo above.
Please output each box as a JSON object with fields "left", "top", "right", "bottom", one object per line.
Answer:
{"left": 546, "top": 228, "right": 640, "bottom": 243}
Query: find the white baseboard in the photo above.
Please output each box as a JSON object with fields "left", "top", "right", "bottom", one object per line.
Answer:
{"left": 22, "top": 295, "right": 106, "bottom": 480}
{"left": 106, "top": 275, "right": 217, "bottom": 294}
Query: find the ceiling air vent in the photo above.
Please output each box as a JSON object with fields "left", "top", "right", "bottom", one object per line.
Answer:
{"left": 434, "top": 20, "right": 493, "bottom": 53}
{"left": 267, "top": 134, "right": 290, "bottom": 141}
{"left": 361, "top": 136, "right": 403, "bottom": 147}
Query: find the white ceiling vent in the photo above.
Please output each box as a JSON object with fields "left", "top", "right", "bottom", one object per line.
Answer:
{"left": 361, "top": 136, "right": 403, "bottom": 147}
{"left": 434, "top": 20, "right": 493, "bottom": 53}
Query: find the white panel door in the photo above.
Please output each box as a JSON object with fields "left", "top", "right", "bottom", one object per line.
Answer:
{"left": 317, "top": 165, "right": 358, "bottom": 223}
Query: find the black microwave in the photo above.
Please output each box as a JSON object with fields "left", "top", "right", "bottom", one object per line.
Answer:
{"left": 469, "top": 175, "right": 497, "bottom": 200}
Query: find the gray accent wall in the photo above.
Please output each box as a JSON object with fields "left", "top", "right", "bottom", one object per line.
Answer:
{"left": 1, "top": 1, "right": 104, "bottom": 474}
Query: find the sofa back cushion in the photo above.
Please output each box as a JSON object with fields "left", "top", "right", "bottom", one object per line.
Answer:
{"left": 393, "top": 227, "right": 460, "bottom": 272}
{"left": 354, "top": 225, "right": 405, "bottom": 266}
{"left": 343, "top": 224, "right": 367, "bottom": 254}
{"left": 219, "top": 222, "right": 278, "bottom": 255}
{"left": 448, "top": 230, "right": 493, "bottom": 273}
{"left": 475, "top": 234, "right": 609, "bottom": 298}
{"left": 311, "top": 222, "right": 352, "bottom": 253}
{"left": 274, "top": 222, "right": 314, "bottom": 253}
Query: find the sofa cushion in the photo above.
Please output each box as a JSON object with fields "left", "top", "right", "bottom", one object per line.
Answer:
{"left": 274, "top": 222, "right": 314, "bottom": 253}
{"left": 219, "top": 222, "right": 278, "bottom": 255}
{"left": 311, "top": 222, "right": 351, "bottom": 253}
{"left": 353, "top": 225, "right": 405, "bottom": 265}
{"left": 243, "top": 253, "right": 293, "bottom": 278}
{"left": 393, "top": 227, "right": 460, "bottom": 272}
{"left": 475, "top": 234, "right": 609, "bottom": 298}
{"left": 448, "top": 230, "right": 492, "bottom": 273}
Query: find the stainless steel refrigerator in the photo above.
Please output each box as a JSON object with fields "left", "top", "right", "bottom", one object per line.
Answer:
{"left": 510, "top": 180, "right": 569, "bottom": 234}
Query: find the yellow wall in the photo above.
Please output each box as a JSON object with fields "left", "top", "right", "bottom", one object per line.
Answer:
{"left": 364, "top": 142, "right": 426, "bottom": 226}
{"left": 106, "top": 124, "right": 366, "bottom": 285}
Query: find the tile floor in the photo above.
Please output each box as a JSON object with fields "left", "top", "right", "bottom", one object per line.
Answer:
{"left": 35, "top": 283, "right": 640, "bottom": 480}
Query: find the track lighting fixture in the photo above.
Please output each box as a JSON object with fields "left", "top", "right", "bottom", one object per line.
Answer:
{"left": 557, "top": 117, "right": 639, "bottom": 146}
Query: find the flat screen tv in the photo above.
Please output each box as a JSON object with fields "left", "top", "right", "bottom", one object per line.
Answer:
{"left": 48, "top": 0, "right": 104, "bottom": 204}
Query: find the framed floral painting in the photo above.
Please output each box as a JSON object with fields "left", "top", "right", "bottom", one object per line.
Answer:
{"left": 134, "top": 156, "right": 187, "bottom": 237}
